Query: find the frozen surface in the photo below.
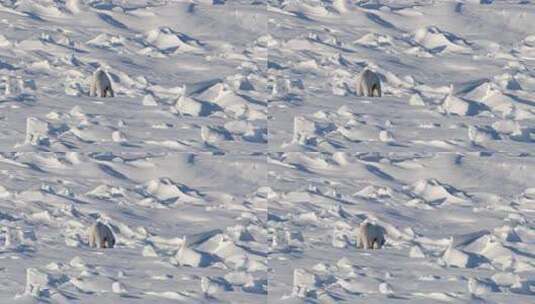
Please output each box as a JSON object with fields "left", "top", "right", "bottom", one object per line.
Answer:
{"left": 268, "top": 152, "right": 535, "bottom": 303}
{"left": 0, "top": 0, "right": 268, "bottom": 153}
{"left": 1, "top": 0, "right": 535, "bottom": 303}
{"left": 0, "top": 152, "right": 267, "bottom": 303}
{"left": 268, "top": 0, "right": 535, "bottom": 152}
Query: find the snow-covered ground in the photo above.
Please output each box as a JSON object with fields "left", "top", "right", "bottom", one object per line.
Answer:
{"left": 1, "top": 0, "right": 267, "bottom": 153}
{"left": 0, "top": 153, "right": 267, "bottom": 303}
{"left": 268, "top": 152, "right": 535, "bottom": 303}
{"left": 268, "top": 0, "right": 535, "bottom": 152}
{"left": 1, "top": 0, "right": 535, "bottom": 303}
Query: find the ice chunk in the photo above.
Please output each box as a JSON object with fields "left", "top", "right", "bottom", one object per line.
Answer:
{"left": 142, "top": 244, "right": 158, "bottom": 257}
{"left": 201, "top": 276, "right": 232, "bottom": 296}
{"left": 410, "top": 245, "right": 426, "bottom": 258}
{"left": 176, "top": 96, "right": 208, "bottom": 116}
{"left": 442, "top": 246, "right": 473, "bottom": 268}
{"left": 25, "top": 268, "right": 50, "bottom": 297}
{"left": 293, "top": 268, "right": 320, "bottom": 297}
{"left": 468, "top": 277, "right": 499, "bottom": 296}
{"left": 441, "top": 95, "right": 479, "bottom": 116}
{"left": 175, "top": 245, "right": 213, "bottom": 267}
{"left": 112, "top": 281, "right": 127, "bottom": 294}
{"left": 25, "top": 117, "right": 51, "bottom": 146}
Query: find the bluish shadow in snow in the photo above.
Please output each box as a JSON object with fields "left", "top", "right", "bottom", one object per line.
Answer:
{"left": 0, "top": 61, "right": 16, "bottom": 71}
{"left": 98, "top": 164, "right": 129, "bottom": 180}
{"left": 455, "top": 2, "right": 464, "bottom": 13}
{"left": 97, "top": 13, "right": 128, "bottom": 30}
{"left": 186, "top": 79, "right": 223, "bottom": 96}
{"left": 22, "top": 11, "right": 45, "bottom": 22}
{"left": 365, "top": 164, "right": 394, "bottom": 181}
{"left": 365, "top": 13, "right": 395, "bottom": 29}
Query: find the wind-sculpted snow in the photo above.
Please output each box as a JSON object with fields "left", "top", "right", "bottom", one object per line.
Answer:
{"left": 268, "top": 152, "right": 535, "bottom": 303}
{"left": 0, "top": 153, "right": 267, "bottom": 303}
{"left": 0, "top": 0, "right": 268, "bottom": 153}
{"left": 1, "top": 0, "right": 535, "bottom": 303}
{"left": 268, "top": 0, "right": 535, "bottom": 152}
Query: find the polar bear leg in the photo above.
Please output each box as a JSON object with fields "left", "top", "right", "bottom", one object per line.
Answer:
{"left": 103, "top": 236, "right": 114, "bottom": 248}
{"left": 92, "top": 231, "right": 103, "bottom": 248}
{"left": 367, "top": 85, "right": 373, "bottom": 97}
{"left": 372, "top": 236, "right": 384, "bottom": 249}
{"left": 101, "top": 85, "right": 107, "bottom": 98}
{"left": 90, "top": 80, "right": 96, "bottom": 97}
{"left": 108, "top": 233, "right": 115, "bottom": 247}
{"left": 95, "top": 82, "right": 101, "bottom": 97}
{"left": 89, "top": 229, "right": 96, "bottom": 247}
{"left": 361, "top": 84, "right": 367, "bottom": 97}
{"left": 371, "top": 84, "right": 381, "bottom": 97}
{"left": 359, "top": 223, "right": 369, "bottom": 249}
{"left": 364, "top": 79, "right": 374, "bottom": 97}
{"left": 362, "top": 232, "right": 371, "bottom": 249}
{"left": 367, "top": 237, "right": 374, "bottom": 249}
{"left": 90, "top": 224, "right": 102, "bottom": 248}
{"left": 362, "top": 239, "right": 368, "bottom": 249}
{"left": 95, "top": 233, "right": 103, "bottom": 248}
{"left": 358, "top": 78, "right": 363, "bottom": 96}
{"left": 102, "top": 229, "right": 115, "bottom": 248}
{"left": 372, "top": 238, "right": 379, "bottom": 249}
{"left": 106, "top": 86, "right": 114, "bottom": 97}
{"left": 100, "top": 224, "right": 115, "bottom": 248}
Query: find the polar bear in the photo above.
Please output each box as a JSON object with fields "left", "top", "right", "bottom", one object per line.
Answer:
{"left": 357, "top": 221, "right": 386, "bottom": 249}
{"left": 88, "top": 222, "right": 115, "bottom": 248}
{"left": 90, "top": 69, "right": 114, "bottom": 98}
{"left": 356, "top": 69, "right": 382, "bottom": 97}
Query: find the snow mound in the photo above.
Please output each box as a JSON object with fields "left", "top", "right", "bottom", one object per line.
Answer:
{"left": 468, "top": 125, "right": 500, "bottom": 145}
{"left": 410, "top": 179, "right": 469, "bottom": 205}
{"left": 176, "top": 96, "right": 213, "bottom": 117}
{"left": 293, "top": 268, "right": 321, "bottom": 297}
{"left": 441, "top": 246, "right": 478, "bottom": 268}
{"left": 0, "top": 35, "right": 11, "bottom": 48}
{"left": 355, "top": 33, "right": 393, "bottom": 48}
{"left": 25, "top": 117, "right": 51, "bottom": 146}
{"left": 440, "top": 95, "right": 482, "bottom": 116}
{"left": 201, "top": 125, "right": 233, "bottom": 144}
{"left": 411, "top": 26, "right": 471, "bottom": 54}
{"left": 24, "top": 268, "right": 51, "bottom": 297}
{"left": 144, "top": 27, "right": 203, "bottom": 53}
{"left": 87, "top": 33, "right": 126, "bottom": 49}
{"left": 201, "top": 276, "right": 233, "bottom": 296}
{"left": 141, "top": 178, "right": 202, "bottom": 202}
{"left": 293, "top": 116, "right": 336, "bottom": 146}
{"left": 175, "top": 244, "right": 215, "bottom": 268}
{"left": 468, "top": 277, "right": 499, "bottom": 296}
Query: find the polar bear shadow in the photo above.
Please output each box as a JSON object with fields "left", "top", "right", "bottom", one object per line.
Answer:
{"left": 88, "top": 222, "right": 116, "bottom": 249}
{"left": 89, "top": 68, "right": 114, "bottom": 98}
{"left": 355, "top": 69, "right": 382, "bottom": 97}
{"left": 357, "top": 221, "right": 386, "bottom": 250}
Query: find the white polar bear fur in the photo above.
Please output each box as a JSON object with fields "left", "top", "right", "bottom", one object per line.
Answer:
{"left": 356, "top": 69, "right": 382, "bottom": 97}
{"left": 90, "top": 69, "right": 114, "bottom": 98}
{"left": 88, "top": 222, "right": 115, "bottom": 248}
{"left": 357, "top": 222, "right": 386, "bottom": 249}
